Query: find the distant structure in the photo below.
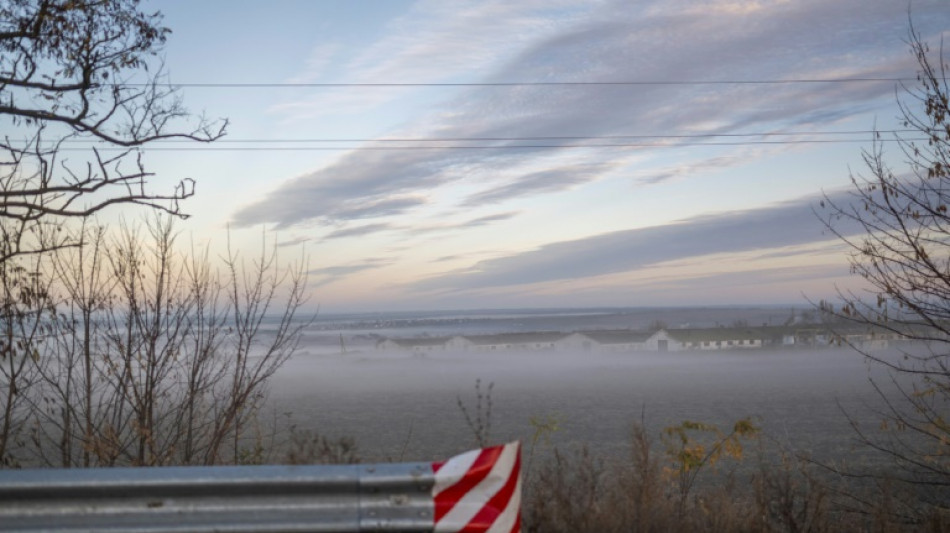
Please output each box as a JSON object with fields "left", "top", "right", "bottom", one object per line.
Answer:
{"left": 650, "top": 327, "right": 768, "bottom": 351}
{"left": 376, "top": 337, "right": 452, "bottom": 355}
{"left": 447, "top": 332, "right": 565, "bottom": 352}
{"left": 376, "top": 324, "right": 908, "bottom": 354}
{"left": 557, "top": 330, "right": 653, "bottom": 352}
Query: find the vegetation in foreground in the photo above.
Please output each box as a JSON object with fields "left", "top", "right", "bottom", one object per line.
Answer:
{"left": 520, "top": 424, "right": 949, "bottom": 532}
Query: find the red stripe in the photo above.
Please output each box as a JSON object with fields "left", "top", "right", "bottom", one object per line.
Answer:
{"left": 432, "top": 460, "right": 445, "bottom": 474}
{"left": 459, "top": 449, "right": 521, "bottom": 533}
{"left": 509, "top": 508, "right": 521, "bottom": 533}
{"left": 434, "top": 445, "right": 505, "bottom": 523}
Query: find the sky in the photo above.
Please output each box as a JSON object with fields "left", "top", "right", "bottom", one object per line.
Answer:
{"left": 126, "top": 0, "right": 950, "bottom": 313}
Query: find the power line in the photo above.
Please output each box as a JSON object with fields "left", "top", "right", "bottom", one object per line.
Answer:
{"left": 120, "top": 77, "right": 910, "bottom": 88}
{"left": 43, "top": 129, "right": 918, "bottom": 145}
{"left": 52, "top": 138, "right": 928, "bottom": 152}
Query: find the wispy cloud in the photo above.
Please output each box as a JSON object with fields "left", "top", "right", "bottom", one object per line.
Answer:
{"left": 284, "top": 43, "right": 341, "bottom": 84}
{"left": 408, "top": 211, "right": 522, "bottom": 236}
{"left": 407, "top": 191, "right": 859, "bottom": 293}
{"left": 276, "top": 236, "right": 311, "bottom": 248}
{"left": 309, "top": 258, "right": 394, "bottom": 287}
{"left": 463, "top": 164, "right": 611, "bottom": 206}
{"left": 467, "top": 211, "right": 520, "bottom": 226}
{"left": 323, "top": 223, "right": 394, "bottom": 240}
{"left": 563, "top": 263, "right": 854, "bottom": 307}
{"left": 637, "top": 156, "right": 740, "bottom": 186}
{"left": 349, "top": 0, "right": 592, "bottom": 83}
{"left": 236, "top": 0, "right": 948, "bottom": 234}
{"left": 268, "top": 1, "right": 592, "bottom": 120}
{"left": 318, "top": 211, "right": 518, "bottom": 241}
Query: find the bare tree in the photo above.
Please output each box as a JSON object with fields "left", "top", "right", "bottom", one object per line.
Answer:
{"left": 0, "top": 2, "right": 314, "bottom": 469}
{"left": 19, "top": 217, "right": 309, "bottom": 467}
{"left": 0, "top": 240, "right": 55, "bottom": 466}
{"left": 819, "top": 23, "right": 950, "bottom": 520}
{"left": 0, "top": 0, "right": 226, "bottom": 261}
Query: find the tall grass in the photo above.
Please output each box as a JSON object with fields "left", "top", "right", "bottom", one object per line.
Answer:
{"left": 521, "top": 422, "right": 949, "bottom": 532}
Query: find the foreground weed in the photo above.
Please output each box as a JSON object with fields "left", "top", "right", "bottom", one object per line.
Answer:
{"left": 457, "top": 379, "right": 493, "bottom": 448}
{"left": 661, "top": 417, "right": 760, "bottom": 510}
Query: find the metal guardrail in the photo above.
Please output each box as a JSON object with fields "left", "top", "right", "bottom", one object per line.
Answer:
{"left": 0, "top": 462, "right": 435, "bottom": 532}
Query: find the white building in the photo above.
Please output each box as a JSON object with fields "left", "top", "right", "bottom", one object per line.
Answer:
{"left": 376, "top": 337, "right": 451, "bottom": 355}
{"left": 556, "top": 330, "right": 652, "bottom": 352}
{"left": 645, "top": 328, "right": 767, "bottom": 351}
{"left": 445, "top": 332, "right": 565, "bottom": 352}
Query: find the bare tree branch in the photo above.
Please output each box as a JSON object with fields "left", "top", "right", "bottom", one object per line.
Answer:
{"left": 817, "top": 20, "right": 950, "bottom": 521}
{"left": 0, "top": 0, "right": 227, "bottom": 263}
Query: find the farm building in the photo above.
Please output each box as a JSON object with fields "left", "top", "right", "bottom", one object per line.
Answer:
{"left": 557, "top": 330, "right": 653, "bottom": 352}
{"left": 376, "top": 337, "right": 452, "bottom": 355}
{"left": 647, "top": 328, "right": 768, "bottom": 351}
{"left": 447, "top": 332, "right": 566, "bottom": 352}
{"left": 375, "top": 322, "right": 917, "bottom": 354}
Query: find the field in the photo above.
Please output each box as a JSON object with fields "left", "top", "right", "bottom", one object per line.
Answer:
{"left": 264, "top": 308, "right": 896, "bottom": 469}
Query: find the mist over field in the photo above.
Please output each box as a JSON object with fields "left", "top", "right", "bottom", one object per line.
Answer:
{"left": 263, "top": 307, "right": 900, "bottom": 467}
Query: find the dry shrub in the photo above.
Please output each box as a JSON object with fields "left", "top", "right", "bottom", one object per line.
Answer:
{"left": 523, "top": 424, "right": 759, "bottom": 532}
{"left": 519, "top": 423, "right": 917, "bottom": 532}
{"left": 524, "top": 445, "right": 612, "bottom": 533}
{"left": 753, "top": 453, "right": 833, "bottom": 532}
{"left": 283, "top": 427, "right": 360, "bottom": 465}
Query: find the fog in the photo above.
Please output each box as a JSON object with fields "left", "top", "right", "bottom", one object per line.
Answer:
{"left": 264, "top": 308, "right": 907, "bottom": 468}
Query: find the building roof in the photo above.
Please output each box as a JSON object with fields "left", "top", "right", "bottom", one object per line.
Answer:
{"left": 573, "top": 329, "right": 652, "bottom": 344}
{"left": 461, "top": 332, "right": 567, "bottom": 345}
{"left": 663, "top": 327, "right": 768, "bottom": 343}
{"left": 387, "top": 337, "right": 451, "bottom": 347}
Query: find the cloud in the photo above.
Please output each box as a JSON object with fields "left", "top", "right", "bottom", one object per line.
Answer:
{"left": 335, "top": 196, "right": 428, "bottom": 220}
{"left": 236, "top": 0, "right": 950, "bottom": 229}
{"left": 463, "top": 164, "right": 610, "bottom": 206}
{"left": 348, "top": 0, "right": 591, "bottom": 84}
{"left": 276, "top": 236, "right": 311, "bottom": 248}
{"left": 582, "top": 262, "right": 849, "bottom": 301}
{"left": 309, "top": 258, "right": 393, "bottom": 287}
{"left": 309, "top": 264, "right": 381, "bottom": 277}
{"left": 466, "top": 211, "right": 520, "bottom": 226}
{"left": 315, "top": 209, "right": 517, "bottom": 243}
{"left": 267, "top": 1, "right": 592, "bottom": 121}
{"left": 323, "top": 223, "right": 394, "bottom": 240}
{"left": 407, "top": 191, "right": 860, "bottom": 293}
{"left": 569, "top": 263, "right": 854, "bottom": 307}
{"left": 233, "top": 177, "right": 429, "bottom": 229}
{"left": 409, "top": 210, "right": 521, "bottom": 236}
{"left": 285, "top": 44, "right": 341, "bottom": 84}
{"left": 637, "top": 156, "right": 740, "bottom": 185}
{"left": 654, "top": 263, "right": 847, "bottom": 291}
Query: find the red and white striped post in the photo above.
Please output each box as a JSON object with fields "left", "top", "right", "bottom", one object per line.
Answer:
{"left": 431, "top": 441, "right": 522, "bottom": 533}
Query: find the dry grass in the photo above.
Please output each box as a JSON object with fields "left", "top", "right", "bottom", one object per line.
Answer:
{"left": 282, "top": 427, "right": 360, "bottom": 465}
{"left": 522, "top": 423, "right": 948, "bottom": 533}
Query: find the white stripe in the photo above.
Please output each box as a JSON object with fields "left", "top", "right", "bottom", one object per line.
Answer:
{"left": 435, "top": 442, "right": 518, "bottom": 532}
{"left": 432, "top": 447, "right": 481, "bottom": 497}
{"left": 485, "top": 474, "right": 521, "bottom": 533}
